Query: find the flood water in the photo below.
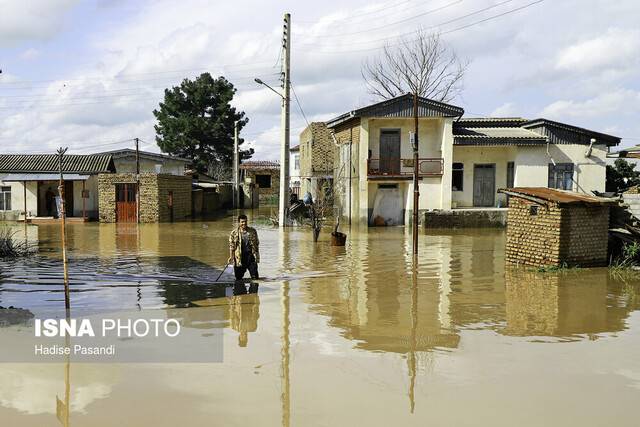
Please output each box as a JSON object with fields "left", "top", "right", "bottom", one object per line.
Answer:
{"left": 1, "top": 211, "right": 640, "bottom": 426}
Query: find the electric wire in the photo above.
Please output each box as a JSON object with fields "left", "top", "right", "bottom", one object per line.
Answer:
{"left": 291, "top": 83, "right": 310, "bottom": 127}
{"left": 304, "top": 0, "right": 544, "bottom": 53}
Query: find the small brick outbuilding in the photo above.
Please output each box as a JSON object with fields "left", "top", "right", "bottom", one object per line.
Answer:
{"left": 498, "top": 187, "right": 617, "bottom": 267}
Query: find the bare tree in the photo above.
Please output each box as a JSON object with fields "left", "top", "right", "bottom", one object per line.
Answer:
{"left": 207, "top": 161, "right": 232, "bottom": 181}
{"left": 362, "top": 30, "right": 468, "bottom": 101}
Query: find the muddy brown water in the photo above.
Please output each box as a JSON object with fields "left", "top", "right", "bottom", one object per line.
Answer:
{"left": 1, "top": 211, "right": 640, "bottom": 426}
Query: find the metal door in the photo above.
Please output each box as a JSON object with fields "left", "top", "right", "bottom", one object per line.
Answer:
{"left": 473, "top": 164, "right": 496, "bottom": 207}
{"left": 379, "top": 130, "right": 401, "bottom": 175}
{"left": 116, "top": 183, "right": 137, "bottom": 222}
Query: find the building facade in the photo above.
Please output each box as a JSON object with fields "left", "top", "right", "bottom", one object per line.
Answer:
{"left": 328, "top": 94, "right": 620, "bottom": 226}
{"left": 0, "top": 154, "right": 115, "bottom": 221}
{"left": 239, "top": 161, "right": 281, "bottom": 206}
{"left": 298, "top": 122, "right": 335, "bottom": 199}
{"left": 290, "top": 145, "right": 300, "bottom": 197}
{"left": 499, "top": 187, "right": 615, "bottom": 267}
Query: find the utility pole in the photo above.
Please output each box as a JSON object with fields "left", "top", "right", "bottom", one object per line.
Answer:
{"left": 279, "top": 12, "right": 291, "bottom": 228}
{"left": 135, "top": 137, "right": 140, "bottom": 223}
{"left": 233, "top": 121, "right": 239, "bottom": 209}
{"left": 412, "top": 93, "right": 420, "bottom": 258}
{"left": 56, "top": 147, "right": 70, "bottom": 312}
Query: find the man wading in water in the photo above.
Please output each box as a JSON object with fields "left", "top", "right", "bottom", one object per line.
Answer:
{"left": 228, "top": 214, "right": 260, "bottom": 280}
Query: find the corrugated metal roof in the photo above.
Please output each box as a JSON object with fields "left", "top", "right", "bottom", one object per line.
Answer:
{"left": 523, "top": 118, "right": 620, "bottom": 146}
{"left": 95, "top": 148, "right": 191, "bottom": 163}
{"left": 456, "top": 117, "right": 528, "bottom": 128}
{"left": 327, "top": 94, "right": 464, "bottom": 128}
{"left": 0, "top": 173, "right": 90, "bottom": 181}
{"left": 0, "top": 154, "right": 115, "bottom": 174}
{"left": 454, "top": 127, "right": 545, "bottom": 139}
{"left": 239, "top": 160, "right": 280, "bottom": 170}
{"left": 453, "top": 126, "right": 546, "bottom": 146}
{"left": 498, "top": 187, "right": 618, "bottom": 206}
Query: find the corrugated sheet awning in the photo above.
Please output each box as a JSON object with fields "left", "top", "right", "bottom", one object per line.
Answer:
{"left": 0, "top": 173, "right": 91, "bottom": 182}
{"left": 0, "top": 154, "right": 115, "bottom": 174}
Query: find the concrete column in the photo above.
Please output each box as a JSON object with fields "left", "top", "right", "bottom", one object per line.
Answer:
{"left": 359, "top": 119, "right": 370, "bottom": 225}
{"left": 440, "top": 118, "right": 454, "bottom": 210}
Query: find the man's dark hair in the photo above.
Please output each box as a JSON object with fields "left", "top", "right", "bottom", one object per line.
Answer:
{"left": 238, "top": 214, "right": 248, "bottom": 221}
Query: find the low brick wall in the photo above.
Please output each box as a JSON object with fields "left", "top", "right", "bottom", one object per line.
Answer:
{"left": 98, "top": 173, "right": 191, "bottom": 223}
{"left": 505, "top": 198, "right": 609, "bottom": 267}
{"left": 424, "top": 209, "right": 507, "bottom": 228}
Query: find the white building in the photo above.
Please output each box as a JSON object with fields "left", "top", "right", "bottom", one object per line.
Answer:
{"left": 0, "top": 149, "right": 191, "bottom": 221}
{"left": 289, "top": 144, "right": 301, "bottom": 197}
{"left": 329, "top": 94, "right": 620, "bottom": 226}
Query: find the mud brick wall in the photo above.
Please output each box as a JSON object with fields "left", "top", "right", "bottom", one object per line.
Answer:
{"left": 505, "top": 198, "right": 609, "bottom": 267}
{"left": 559, "top": 203, "right": 609, "bottom": 266}
{"left": 98, "top": 173, "right": 191, "bottom": 223}
{"left": 156, "top": 174, "right": 192, "bottom": 222}
{"left": 243, "top": 169, "right": 280, "bottom": 206}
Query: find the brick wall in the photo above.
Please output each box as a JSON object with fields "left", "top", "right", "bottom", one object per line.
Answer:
{"left": 505, "top": 197, "right": 609, "bottom": 267}
{"left": 156, "top": 174, "right": 192, "bottom": 222}
{"left": 98, "top": 173, "right": 191, "bottom": 223}
{"left": 243, "top": 169, "right": 280, "bottom": 205}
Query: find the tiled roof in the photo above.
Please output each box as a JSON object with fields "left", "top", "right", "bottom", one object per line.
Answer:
{"left": 454, "top": 127, "right": 547, "bottom": 145}
{"left": 0, "top": 154, "right": 115, "bottom": 174}
{"left": 239, "top": 160, "right": 280, "bottom": 170}
{"left": 498, "top": 187, "right": 618, "bottom": 206}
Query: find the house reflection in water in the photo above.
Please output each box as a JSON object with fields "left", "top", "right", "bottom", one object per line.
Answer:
{"left": 502, "top": 269, "right": 635, "bottom": 338}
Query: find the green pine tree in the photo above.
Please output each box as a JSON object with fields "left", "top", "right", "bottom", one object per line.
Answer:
{"left": 154, "top": 73, "right": 252, "bottom": 173}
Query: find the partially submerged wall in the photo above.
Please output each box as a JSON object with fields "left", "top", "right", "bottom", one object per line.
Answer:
{"left": 98, "top": 173, "right": 191, "bottom": 222}
{"left": 505, "top": 198, "right": 609, "bottom": 267}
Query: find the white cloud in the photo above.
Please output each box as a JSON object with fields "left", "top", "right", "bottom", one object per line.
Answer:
{"left": 19, "top": 48, "right": 40, "bottom": 61}
{"left": 0, "top": 0, "right": 78, "bottom": 46}
{"left": 555, "top": 28, "right": 640, "bottom": 73}
{"left": 490, "top": 102, "right": 517, "bottom": 117}
{"left": 539, "top": 89, "right": 640, "bottom": 120}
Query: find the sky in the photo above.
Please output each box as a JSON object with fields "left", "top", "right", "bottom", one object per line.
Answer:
{"left": 0, "top": 0, "right": 639, "bottom": 160}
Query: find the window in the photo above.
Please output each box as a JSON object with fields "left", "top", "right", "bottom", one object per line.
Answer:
{"left": 255, "top": 174, "right": 272, "bottom": 189}
{"left": 548, "top": 163, "right": 574, "bottom": 190}
{"left": 452, "top": 163, "right": 464, "bottom": 191}
{"left": 294, "top": 154, "right": 300, "bottom": 171}
{"left": 0, "top": 186, "right": 11, "bottom": 211}
{"left": 507, "top": 162, "right": 515, "bottom": 188}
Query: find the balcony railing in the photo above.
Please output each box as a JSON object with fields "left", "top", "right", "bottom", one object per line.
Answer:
{"left": 367, "top": 158, "right": 444, "bottom": 177}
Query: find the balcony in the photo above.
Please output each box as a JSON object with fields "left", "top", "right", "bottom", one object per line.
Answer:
{"left": 367, "top": 158, "right": 444, "bottom": 179}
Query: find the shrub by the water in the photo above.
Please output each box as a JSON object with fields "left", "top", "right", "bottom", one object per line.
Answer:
{"left": 0, "top": 228, "right": 35, "bottom": 258}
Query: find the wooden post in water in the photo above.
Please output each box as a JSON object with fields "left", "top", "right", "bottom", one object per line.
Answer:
{"left": 56, "top": 147, "right": 70, "bottom": 311}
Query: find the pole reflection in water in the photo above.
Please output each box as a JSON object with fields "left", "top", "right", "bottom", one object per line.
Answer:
{"left": 408, "top": 266, "right": 418, "bottom": 414}
{"left": 278, "top": 227, "right": 291, "bottom": 427}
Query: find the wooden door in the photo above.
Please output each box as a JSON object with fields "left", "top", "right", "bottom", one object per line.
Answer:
{"left": 473, "top": 164, "right": 496, "bottom": 207}
{"left": 380, "top": 130, "right": 401, "bottom": 175}
{"left": 116, "top": 183, "right": 137, "bottom": 222}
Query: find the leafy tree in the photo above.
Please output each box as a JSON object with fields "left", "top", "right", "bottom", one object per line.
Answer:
{"left": 606, "top": 158, "right": 640, "bottom": 192}
{"left": 154, "top": 73, "right": 252, "bottom": 173}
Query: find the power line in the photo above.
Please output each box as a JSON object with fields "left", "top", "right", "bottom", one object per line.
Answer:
{"left": 297, "top": 0, "right": 421, "bottom": 24}
{"left": 301, "top": 0, "right": 463, "bottom": 39}
{"left": 305, "top": 0, "right": 544, "bottom": 54}
{"left": 298, "top": 0, "right": 516, "bottom": 47}
{"left": 291, "top": 83, "right": 310, "bottom": 127}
